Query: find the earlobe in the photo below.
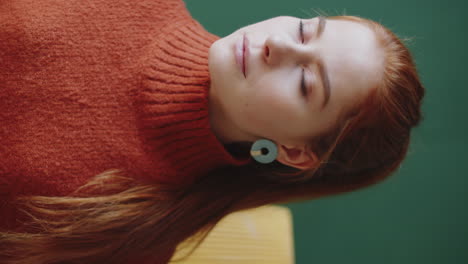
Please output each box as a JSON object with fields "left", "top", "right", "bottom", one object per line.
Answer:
{"left": 276, "top": 144, "right": 318, "bottom": 170}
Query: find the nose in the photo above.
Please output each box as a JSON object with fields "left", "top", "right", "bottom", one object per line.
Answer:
{"left": 262, "top": 35, "right": 317, "bottom": 67}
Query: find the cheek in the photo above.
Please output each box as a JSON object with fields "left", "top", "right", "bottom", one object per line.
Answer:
{"left": 240, "top": 79, "right": 300, "bottom": 130}
{"left": 250, "top": 75, "right": 299, "bottom": 115}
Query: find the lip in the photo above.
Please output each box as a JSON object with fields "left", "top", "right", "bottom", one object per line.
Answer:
{"left": 235, "top": 34, "right": 249, "bottom": 78}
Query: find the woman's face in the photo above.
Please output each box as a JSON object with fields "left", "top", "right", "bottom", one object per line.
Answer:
{"left": 208, "top": 16, "right": 384, "bottom": 146}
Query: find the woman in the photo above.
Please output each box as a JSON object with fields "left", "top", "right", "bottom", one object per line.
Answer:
{"left": 0, "top": 0, "right": 425, "bottom": 263}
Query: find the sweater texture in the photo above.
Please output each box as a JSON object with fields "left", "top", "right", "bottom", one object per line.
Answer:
{"left": 0, "top": 0, "right": 251, "bottom": 262}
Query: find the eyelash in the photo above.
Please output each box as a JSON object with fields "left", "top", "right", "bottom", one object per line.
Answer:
{"left": 299, "top": 20, "right": 305, "bottom": 43}
{"left": 299, "top": 20, "right": 307, "bottom": 97}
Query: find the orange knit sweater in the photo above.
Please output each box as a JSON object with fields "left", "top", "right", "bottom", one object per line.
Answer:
{"left": 0, "top": 0, "right": 251, "bottom": 259}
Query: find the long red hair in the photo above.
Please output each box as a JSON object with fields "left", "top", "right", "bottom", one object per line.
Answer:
{"left": 0, "top": 15, "right": 425, "bottom": 264}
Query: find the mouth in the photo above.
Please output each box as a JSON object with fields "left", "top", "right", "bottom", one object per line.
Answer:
{"left": 235, "top": 34, "right": 248, "bottom": 78}
{"left": 243, "top": 34, "right": 249, "bottom": 78}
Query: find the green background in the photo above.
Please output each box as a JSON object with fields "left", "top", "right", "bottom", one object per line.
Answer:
{"left": 184, "top": 0, "right": 468, "bottom": 263}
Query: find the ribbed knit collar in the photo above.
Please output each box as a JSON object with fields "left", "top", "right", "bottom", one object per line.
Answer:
{"left": 134, "top": 18, "right": 252, "bottom": 184}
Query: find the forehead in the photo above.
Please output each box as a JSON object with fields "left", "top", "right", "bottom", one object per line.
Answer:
{"left": 325, "top": 19, "right": 381, "bottom": 66}
{"left": 321, "top": 19, "right": 384, "bottom": 111}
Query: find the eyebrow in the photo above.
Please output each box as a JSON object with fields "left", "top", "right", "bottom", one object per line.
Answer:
{"left": 316, "top": 16, "right": 331, "bottom": 110}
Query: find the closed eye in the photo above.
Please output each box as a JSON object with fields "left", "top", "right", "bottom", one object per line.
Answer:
{"left": 301, "top": 68, "right": 308, "bottom": 97}
{"left": 299, "top": 20, "right": 304, "bottom": 43}
{"left": 299, "top": 20, "right": 307, "bottom": 97}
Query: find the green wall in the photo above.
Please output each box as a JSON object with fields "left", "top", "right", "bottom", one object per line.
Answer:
{"left": 184, "top": 0, "right": 468, "bottom": 263}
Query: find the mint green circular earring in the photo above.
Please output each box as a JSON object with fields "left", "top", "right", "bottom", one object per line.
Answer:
{"left": 250, "top": 139, "right": 278, "bottom": 164}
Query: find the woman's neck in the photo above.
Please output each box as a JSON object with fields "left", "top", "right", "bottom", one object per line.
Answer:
{"left": 208, "top": 83, "right": 258, "bottom": 145}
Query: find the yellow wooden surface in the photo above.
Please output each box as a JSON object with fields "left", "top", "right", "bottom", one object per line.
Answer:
{"left": 170, "top": 205, "right": 295, "bottom": 264}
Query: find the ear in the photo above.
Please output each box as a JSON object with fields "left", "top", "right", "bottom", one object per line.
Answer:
{"left": 276, "top": 143, "right": 319, "bottom": 170}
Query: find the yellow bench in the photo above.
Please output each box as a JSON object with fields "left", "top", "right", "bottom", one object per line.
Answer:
{"left": 171, "top": 205, "right": 295, "bottom": 264}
